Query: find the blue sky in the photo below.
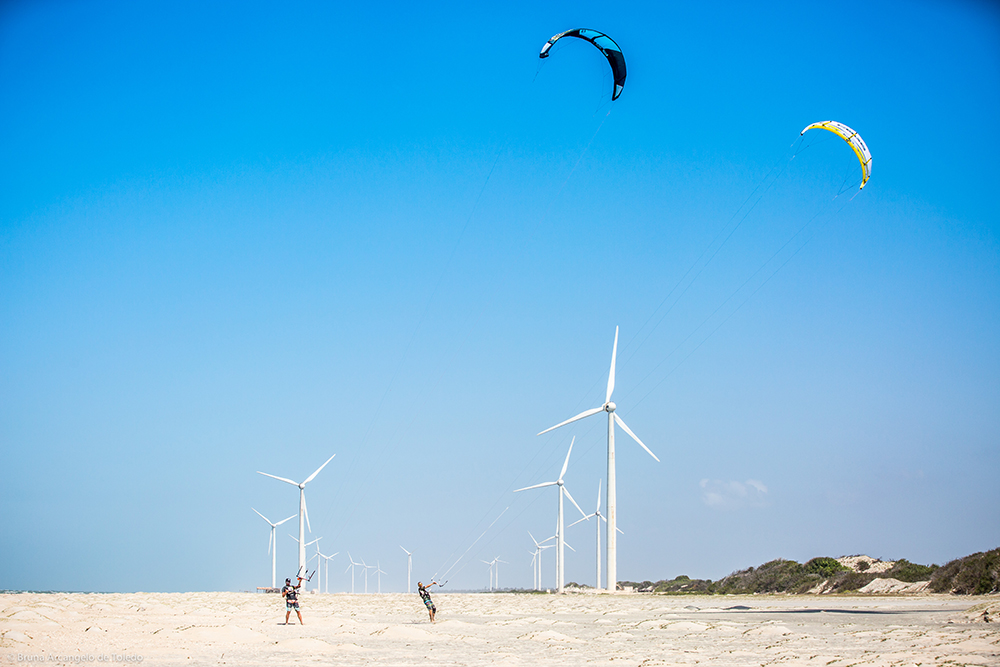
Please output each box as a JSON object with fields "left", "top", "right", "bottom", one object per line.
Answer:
{"left": 1, "top": 0, "right": 998, "bottom": 593}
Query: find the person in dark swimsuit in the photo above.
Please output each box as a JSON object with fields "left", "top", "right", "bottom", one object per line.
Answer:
{"left": 282, "top": 577, "right": 304, "bottom": 625}
{"left": 417, "top": 580, "right": 440, "bottom": 622}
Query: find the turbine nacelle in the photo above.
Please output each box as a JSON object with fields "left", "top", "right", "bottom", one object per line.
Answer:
{"left": 604, "top": 401, "right": 616, "bottom": 413}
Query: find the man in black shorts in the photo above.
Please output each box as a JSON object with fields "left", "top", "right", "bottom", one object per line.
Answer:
{"left": 282, "top": 577, "right": 304, "bottom": 625}
{"left": 417, "top": 580, "right": 440, "bottom": 622}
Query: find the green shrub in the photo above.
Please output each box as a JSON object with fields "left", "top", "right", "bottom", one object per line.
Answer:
{"left": 805, "top": 557, "right": 848, "bottom": 578}
{"left": 885, "top": 559, "right": 937, "bottom": 583}
{"left": 930, "top": 549, "right": 1000, "bottom": 595}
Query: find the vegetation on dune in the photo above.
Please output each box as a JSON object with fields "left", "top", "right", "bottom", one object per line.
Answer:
{"left": 929, "top": 548, "right": 1000, "bottom": 595}
{"left": 618, "top": 548, "right": 997, "bottom": 595}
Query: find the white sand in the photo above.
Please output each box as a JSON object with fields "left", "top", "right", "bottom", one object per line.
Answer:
{"left": 2, "top": 591, "right": 998, "bottom": 666}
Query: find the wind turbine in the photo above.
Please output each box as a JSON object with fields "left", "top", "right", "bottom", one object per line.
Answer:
{"left": 515, "top": 437, "right": 587, "bottom": 593}
{"left": 538, "top": 326, "right": 658, "bottom": 592}
{"left": 290, "top": 535, "right": 320, "bottom": 585}
{"left": 480, "top": 559, "right": 495, "bottom": 591}
{"left": 319, "top": 551, "right": 338, "bottom": 594}
{"left": 528, "top": 532, "right": 554, "bottom": 590}
{"left": 569, "top": 479, "right": 622, "bottom": 590}
{"left": 400, "top": 546, "right": 413, "bottom": 591}
{"left": 251, "top": 508, "right": 296, "bottom": 588}
{"left": 361, "top": 559, "right": 373, "bottom": 594}
{"left": 375, "top": 561, "right": 386, "bottom": 594}
{"left": 345, "top": 552, "right": 362, "bottom": 594}
{"left": 494, "top": 557, "right": 508, "bottom": 590}
{"left": 257, "top": 453, "right": 336, "bottom": 576}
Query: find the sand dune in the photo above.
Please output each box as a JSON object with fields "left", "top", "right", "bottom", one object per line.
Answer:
{"left": 1, "top": 591, "right": 997, "bottom": 666}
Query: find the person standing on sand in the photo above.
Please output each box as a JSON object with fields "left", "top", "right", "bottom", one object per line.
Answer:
{"left": 282, "top": 577, "right": 304, "bottom": 625}
{"left": 417, "top": 581, "right": 440, "bottom": 622}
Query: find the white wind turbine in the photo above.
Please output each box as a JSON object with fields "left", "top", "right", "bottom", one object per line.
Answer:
{"left": 375, "top": 561, "right": 386, "bottom": 594}
{"left": 318, "top": 551, "right": 338, "bottom": 594}
{"left": 480, "top": 559, "right": 495, "bottom": 591}
{"left": 569, "top": 479, "right": 622, "bottom": 590}
{"left": 291, "top": 535, "right": 320, "bottom": 585}
{"left": 538, "top": 326, "right": 658, "bottom": 592}
{"left": 362, "top": 559, "right": 373, "bottom": 594}
{"left": 494, "top": 557, "right": 508, "bottom": 590}
{"left": 345, "top": 552, "right": 362, "bottom": 594}
{"left": 515, "top": 437, "right": 587, "bottom": 593}
{"left": 257, "top": 453, "right": 336, "bottom": 576}
{"left": 400, "top": 546, "right": 413, "bottom": 592}
{"left": 251, "top": 508, "right": 296, "bottom": 588}
{"left": 528, "top": 532, "right": 555, "bottom": 590}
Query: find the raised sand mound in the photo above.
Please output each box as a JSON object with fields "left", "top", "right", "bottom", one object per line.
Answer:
{"left": 837, "top": 555, "right": 895, "bottom": 573}
{"left": 951, "top": 601, "right": 1000, "bottom": 624}
{"left": 858, "top": 578, "right": 930, "bottom": 594}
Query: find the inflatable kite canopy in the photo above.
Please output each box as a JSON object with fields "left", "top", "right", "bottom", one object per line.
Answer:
{"left": 539, "top": 28, "right": 627, "bottom": 101}
{"left": 800, "top": 121, "right": 873, "bottom": 189}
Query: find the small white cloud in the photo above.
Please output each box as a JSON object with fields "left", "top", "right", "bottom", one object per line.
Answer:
{"left": 700, "top": 478, "right": 769, "bottom": 510}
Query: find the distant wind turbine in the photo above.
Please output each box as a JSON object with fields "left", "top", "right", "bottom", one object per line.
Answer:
{"left": 569, "top": 479, "right": 622, "bottom": 590}
{"left": 400, "top": 546, "right": 413, "bottom": 592}
{"left": 290, "top": 535, "right": 320, "bottom": 585}
{"left": 345, "top": 552, "right": 362, "bottom": 594}
{"left": 515, "top": 437, "right": 586, "bottom": 593}
{"left": 318, "top": 550, "right": 338, "bottom": 594}
{"left": 481, "top": 559, "right": 495, "bottom": 591}
{"left": 362, "top": 559, "right": 373, "bottom": 594}
{"left": 257, "top": 453, "right": 336, "bottom": 575}
{"left": 251, "top": 508, "right": 296, "bottom": 588}
{"left": 538, "top": 326, "right": 658, "bottom": 592}
{"left": 528, "top": 532, "right": 554, "bottom": 590}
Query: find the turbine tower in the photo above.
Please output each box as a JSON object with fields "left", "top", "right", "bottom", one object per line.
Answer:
{"left": 528, "top": 532, "right": 554, "bottom": 590}
{"left": 251, "top": 508, "right": 296, "bottom": 589}
{"left": 345, "top": 552, "right": 362, "bottom": 594}
{"left": 290, "top": 535, "right": 320, "bottom": 585}
{"left": 375, "top": 561, "right": 386, "bottom": 594}
{"left": 319, "top": 551, "right": 338, "bottom": 594}
{"left": 538, "top": 327, "right": 658, "bottom": 592}
{"left": 569, "top": 479, "right": 622, "bottom": 589}
{"left": 515, "top": 437, "right": 586, "bottom": 593}
{"left": 400, "top": 546, "right": 413, "bottom": 591}
{"left": 481, "top": 559, "right": 495, "bottom": 591}
{"left": 257, "top": 453, "right": 336, "bottom": 576}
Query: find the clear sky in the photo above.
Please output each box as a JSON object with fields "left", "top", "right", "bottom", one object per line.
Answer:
{"left": 1, "top": 0, "right": 998, "bottom": 593}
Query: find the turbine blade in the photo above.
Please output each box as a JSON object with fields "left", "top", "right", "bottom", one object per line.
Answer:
{"left": 514, "top": 481, "right": 558, "bottom": 493}
{"left": 606, "top": 326, "right": 619, "bottom": 404}
{"left": 275, "top": 515, "right": 296, "bottom": 526}
{"left": 596, "top": 479, "right": 602, "bottom": 512}
{"left": 252, "top": 508, "right": 272, "bottom": 524}
{"left": 558, "top": 436, "right": 575, "bottom": 481}
{"left": 400, "top": 545, "right": 411, "bottom": 555}
{"left": 268, "top": 531, "right": 273, "bottom": 555}
{"left": 528, "top": 531, "right": 539, "bottom": 547}
{"left": 303, "top": 495, "right": 312, "bottom": 533}
{"left": 303, "top": 453, "right": 336, "bottom": 485}
{"left": 565, "top": 541, "right": 576, "bottom": 553}
{"left": 614, "top": 413, "right": 660, "bottom": 462}
{"left": 568, "top": 513, "right": 594, "bottom": 528}
{"left": 537, "top": 407, "right": 604, "bottom": 436}
{"left": 563, "top": 486, "right": 587, "bottom": 519}
{"left": 257, "top": 471, "right": 299, "bottom": 486}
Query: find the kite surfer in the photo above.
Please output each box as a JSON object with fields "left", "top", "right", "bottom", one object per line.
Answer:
{"left": 282, "top": 577, "right": 304, "bottom": 625}
{"left": 417, "top": 581, "right": 440, "bottom": 622}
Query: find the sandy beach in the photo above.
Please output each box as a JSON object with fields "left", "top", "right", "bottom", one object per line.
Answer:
{"left": 1, "top": 591, "right": 997, "bottom": 666}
